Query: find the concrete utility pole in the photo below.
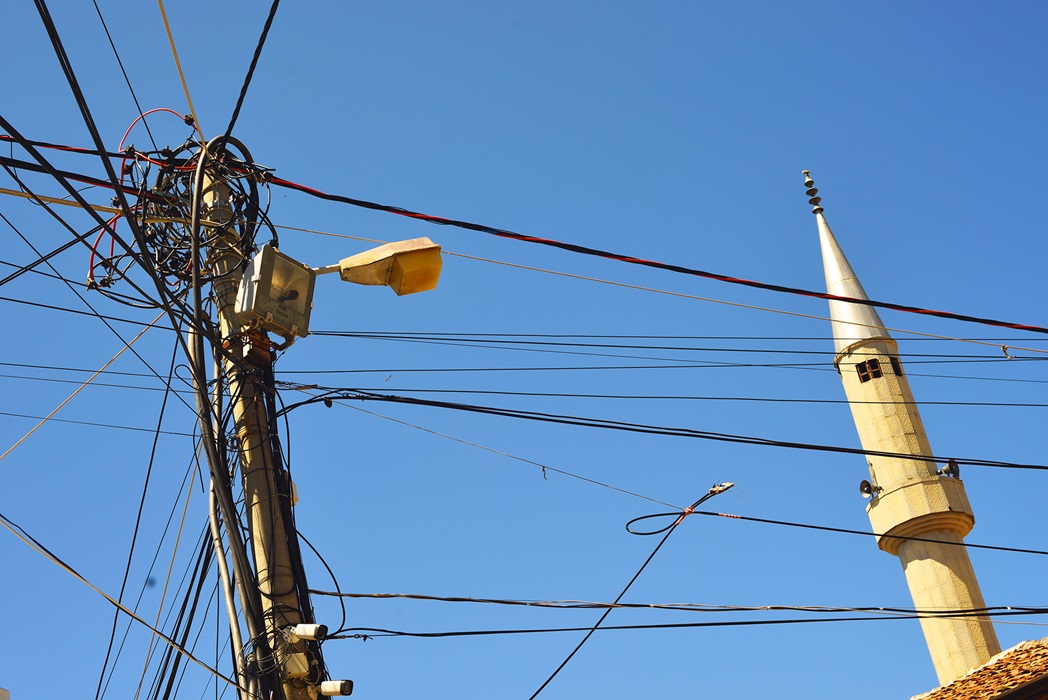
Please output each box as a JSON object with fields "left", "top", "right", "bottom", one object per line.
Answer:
{"left": 182, "top": 137, "right": 438, "bottom": 698}
{"left": 804, "top": 171, "right": 1000, "bottom": 685}
{"left": 201, "top": 171, "right": 324, "bottom": 700}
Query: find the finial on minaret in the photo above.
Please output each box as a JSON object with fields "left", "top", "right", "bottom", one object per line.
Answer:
{"left": 802, "top": 170, "right": 824, "bottom": 214}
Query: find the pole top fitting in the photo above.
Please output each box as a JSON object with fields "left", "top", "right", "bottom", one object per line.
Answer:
{"left": 802, "top": 169, "right": 824, "bottom": 215}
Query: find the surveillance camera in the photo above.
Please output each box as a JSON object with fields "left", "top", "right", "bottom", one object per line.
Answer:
{"left": 287, "top": 623, "right": 328, "bottom": 641}
{"left": 319, "top": 680, "right": 354, "bottom": 696}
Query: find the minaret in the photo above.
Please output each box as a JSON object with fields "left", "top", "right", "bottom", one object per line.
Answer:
{"left": 804, "top": 171, "right": 1000, "bottom": 685}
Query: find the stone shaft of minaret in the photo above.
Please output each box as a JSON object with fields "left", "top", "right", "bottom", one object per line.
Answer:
{"left": 806, "top": 171, "right": 1000, "bottom": 685}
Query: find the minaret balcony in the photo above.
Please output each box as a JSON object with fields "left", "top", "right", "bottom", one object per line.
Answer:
{"left": 867, "top": 477, "right": 975, "bottom": 555}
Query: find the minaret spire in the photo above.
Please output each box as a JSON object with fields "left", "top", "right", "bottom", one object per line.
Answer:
{"left": 804, "top": 171, "right": 1000, "bottom": 686}
{"left": 805, "top": 171, "right": 891, "bottom": 357}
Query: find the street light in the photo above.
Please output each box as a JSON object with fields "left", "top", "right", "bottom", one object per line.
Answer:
{"left": 314, "top": 237, "right": 442, "bottom": 296}
{"left": 234, "top": 237, "right": 442, "bottom": 343}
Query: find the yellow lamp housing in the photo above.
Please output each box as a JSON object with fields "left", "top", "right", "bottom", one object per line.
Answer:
{"left": 235, "top": 245, "right": 316, "bottom": 339}
{"left": 336, "top": 237, "right": 442, "bottom": 295}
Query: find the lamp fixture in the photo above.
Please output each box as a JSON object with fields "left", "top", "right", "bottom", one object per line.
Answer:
{"left": 314, "top": 237, "right": 442, "bottom": 296}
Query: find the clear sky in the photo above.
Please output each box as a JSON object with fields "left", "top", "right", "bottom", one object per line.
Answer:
{"left": 2, "top": 2, "right": 1047, "bottom": 698}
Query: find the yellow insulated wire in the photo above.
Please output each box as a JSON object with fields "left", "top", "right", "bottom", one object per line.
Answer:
{"left": 157, "top": 0, "right": 207, "bottom": 149}
{"left": 0, "top": 310, "right": 165, "bottom": 464}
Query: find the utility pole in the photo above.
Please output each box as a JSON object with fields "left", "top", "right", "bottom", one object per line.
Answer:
{"left": 199, "top": 166, "right": 330, "bottom": 700}
{"left": 192, "top": 142, "right": 438, "bottom": 698}
{"left": 89, "top": 131, "right": 439, "bottom": 698}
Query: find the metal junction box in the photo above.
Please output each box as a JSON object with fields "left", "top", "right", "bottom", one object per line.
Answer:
{"left": 235, "top": 245, "right": 316, "bottom": 339}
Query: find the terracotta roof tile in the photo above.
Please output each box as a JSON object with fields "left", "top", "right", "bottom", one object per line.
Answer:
{"left": 912, "top": 638, "right": 1048, "bottom": 700}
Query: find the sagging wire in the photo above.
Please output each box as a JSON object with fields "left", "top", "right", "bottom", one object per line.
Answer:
{"left": 689, "top": 510, "right": 1048, "bottom": 558}
{"left": 0, "top": 508, "right": 245, "bottom": 692}
{"left": 279, "top": 384, "right": 681, "bottom": 510}
{"left": 0, "top": 310, "right": 164, "bottom": 463}
{"left": 528, "top": 482, "right": 734, "bottom": 699}
{"left": 331, "top": 608, "right": 1048, "bottom": 641}
{"left": 309, "top": 591, "right": 1048, "bottom": 618}
{"left": 278, "top": 388, "right": 1048, "bottom": 472}
{"left": 264, "top": 173, "right": 1048, "bottom": 335}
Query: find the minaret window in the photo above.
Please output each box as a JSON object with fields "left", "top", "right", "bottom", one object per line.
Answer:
{"left": 889, "top": 356, "right": 903, "bottom": 376}
{"left": 856, "top": 358, "right": 883, "bottom": 383}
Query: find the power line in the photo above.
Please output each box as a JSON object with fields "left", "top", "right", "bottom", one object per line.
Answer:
{"left": 330, "top": 608, "right": 1048, "bottom": 641}
{"left": 285, "top": 389, "right": 1048, "bottom": 472}
{"left": 528, "top": 483, "right": 734, "bottom": 699}
{"left": 0, "top": 291, "right": 176, "bottom": 329}
{"left": 96, "top": 339, "right": 182, "bottom": 700}
{"left": 315, "top": 330, "right": 1043, "bottom": 361}
{"left": 264, "top": 173, "right": 1048, "bottom": 335}
{"left": 0, "top": 217, "right": 107, "bottom": 287}
{"left": 0, "top": 508, "right": 244, "bottom": 692}
{"left": 692, "top": 510, "right": 1048, "bottom": 557}
{"left": 0, "top": 410, "right": 194, "bottom": 437}
{"left": 156, "top": 0, "right": 206, "bottom": 142}
{"left": 222, "top": 0, "right": 280, "bottom": 142}
{"left": 296, "top": 386, "right": 1048, "bottom": 409}
{"left": 7, "top": 137, "right": 1046, "bottom": 339}
{"left": 0, "top": 211, "right": 198, "bottom": 415}
{"left": 314, "top": 395, "right": 682, "bottom": 510}
{"left": 0, "top": 311, "right": 165, "bottom": 463}
{"left": 90, "top": 0, "right": 157, "bottom": 150}
{"left": 313, "top": 590, "right": 1048, "bottom": 617}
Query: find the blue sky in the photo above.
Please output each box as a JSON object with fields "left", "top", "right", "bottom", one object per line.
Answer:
{"left": 2, "top": 2, "right": 1048, "bottom": 698}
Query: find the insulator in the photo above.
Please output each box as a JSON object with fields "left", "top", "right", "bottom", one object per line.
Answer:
{"left": 806, "top": 187, "right": 819, "bottom": 197}
{"left": 808, "top": 196, "right": 822, "bottom": 206}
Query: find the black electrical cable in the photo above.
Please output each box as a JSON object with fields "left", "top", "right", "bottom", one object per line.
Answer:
{"left": 292, "top": 385, "right": 1048, "bottom": 409}
{"left": 528, "top": 484, "right": 733, "bottom": 699}
{"left": 280, "top": 363, "right": 834, "bottom": 375}
{"left": 1, "top": 195, "right": 199, "bottom": 416}
{"left": 308, "top": 333, "right": 1048, "bottom": 367}
{"left": 94, "top": 335, "right": 183, "bottom": 700}
{"left": 0, "top": 509, "right": 243, "bottom": 691}
{"left": 0, "top": 256, "right": 176, "bottom": 311}
{"left": 150, "top": 533, "right": 213, "bottom": 700}
{"left": 310, "top": 591, "right": 1048, "bottom": 617}
{"left": 222, "top": 0, "right": 281, "bottom": 142}
{"left": 8, "top": 129, "right": 1048, "bottom": 335}
{"left": 265, "top": 174, "right": 1048, "bottom": 336}
{"left": 276, "top": 355, "right": 1038, "bottom": 377}
{"left": 330, "top": 608, "right": 1048, "bottom": 640}
{"left": 312, "top": 330, "right": 1048, "bottom": 343}
{"left": 0, "top": 411, "right": 194, "bottom": 437}
{"left": 89, "top": 0, "right": 157, "bottom": 150}
{"left": 691, "top": 510, "right": 1048, "bottom": 557}
{"left": 283, "top": 389, "right": 1048, "bottom": 471}
{"left": 314, "top": 330, "right": 1036, "bottom": 360}
{"left": 0, "top": 360, "right": 161, "bottom": 379}
{"left": 0, "top": 292, "right": 176, "bottom": 329}
{"left": 297, "top": 529, "right": 348, "bottom": 643}
{"left": 96, "top": 475, "right": 216, "bottom": 699}
{"left": 0, "top": 161, "right": 173, "bottom": 312}
{"left": 1, "top": 97, "right": 206, "bottom": 359}
{"left": 0, "top": 133, "right": 127, "bottom": 159}
{"left": 0, "top": 152, "right": 120, "bottom": 189}
{"left": 0, "top": 217, "right": 106, "bottom": 288}
{"left": 184, "top": 135, "right": 267, "bottom": 664}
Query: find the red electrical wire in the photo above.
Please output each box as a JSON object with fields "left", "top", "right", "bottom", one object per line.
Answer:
{"left": 264, "top": 174, "right": 1048, "bottom": 336}
{"left": 4, "top": 135, "right": 1045, "bottom": 335}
